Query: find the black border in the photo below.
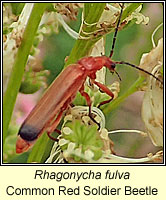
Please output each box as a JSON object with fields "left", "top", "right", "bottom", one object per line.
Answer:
{"left": 1, "top": 1, "right": 165, "bottom": 166}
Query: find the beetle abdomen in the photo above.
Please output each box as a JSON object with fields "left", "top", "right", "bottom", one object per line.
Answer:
{"left": 18, "top": 124, "right": 40, "bottom": 141}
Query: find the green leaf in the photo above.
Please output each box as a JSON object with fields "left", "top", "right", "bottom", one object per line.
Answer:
{"left": 27, "top": 132, "right": 54, "bottom": 163}
{"left": 10, "top": 3, "right": 25, "bottom": 15}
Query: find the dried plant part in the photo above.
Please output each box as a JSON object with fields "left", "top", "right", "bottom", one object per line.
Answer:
{"left": 139, "top": 38, "right": 163, "bottom": 77}
{"left": 3, "top": 3, "right": 59, "bottom": 94}
{"left": 82, "top": 3, "right": 149, "bottom": 38}
{"left": 3, "top": 4, "right": 34, "bottom": 92}
{"left": 124, "top": 4, "right": 149, "bottom": 25}
{"left": 140, "top": 38, "right": 163, "bottom": 146}
{"left": 54, "top": 3, "right": 82, "bottom": 21}
{"left": 141, "top": 65, "right": 163, "bottom": 146}
{"left": 103, "top": 3, "right": 149, "bottom": 26}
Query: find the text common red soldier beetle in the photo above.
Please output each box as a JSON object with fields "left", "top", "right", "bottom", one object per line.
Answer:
{"left": 16, "top": 3, "right": 163, "bottom": 154}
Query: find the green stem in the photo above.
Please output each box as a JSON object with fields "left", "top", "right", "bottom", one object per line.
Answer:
{"left": 64, "top": 3, "right": 106, "bottom": 67}
{"left": 3, "top": 3, "right": 48, "bottom": 144}
{"left": 103, "top": 76, "right": 145, "bottom": 114}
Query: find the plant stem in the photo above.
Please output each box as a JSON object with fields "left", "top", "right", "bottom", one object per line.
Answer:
{"left": 3, "top": 3, "right": 48, "bottom": 144}
{"left": 103, "top": 76, "right": 145, "bottom": 114}
{"left": 64, "top": 3, "right": 106, "bottom": 67}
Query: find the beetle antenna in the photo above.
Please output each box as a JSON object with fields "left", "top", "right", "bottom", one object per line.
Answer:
{"left": 115, "top": 61, "right": 163, "bottom": 84}
{"left": 115, "top": 70, "right": 122, "bottom": 81}
{"left": 110, "top": 3, "right": 124, "bottom": 58}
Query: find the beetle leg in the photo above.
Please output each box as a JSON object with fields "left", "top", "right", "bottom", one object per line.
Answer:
{"left": 79, "top": 85, "right": 100, "bottom": 129}
{"left": 93, "top": 80, "right": 114, "bottom": 108}
{"left": 47, "top": 100, "right": 70, "bottom": 140}
{"left": 70, "top": 103, "right": 75, "bottom": 107}
{"left": 47, "top": 111, "right": 63, "bottom": 141}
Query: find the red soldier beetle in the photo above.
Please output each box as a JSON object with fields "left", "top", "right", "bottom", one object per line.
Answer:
{"left": 16, "top": 3, "right": 163, "bottom": 154}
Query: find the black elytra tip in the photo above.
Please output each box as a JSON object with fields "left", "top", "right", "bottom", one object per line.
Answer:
{"left": 18, "top": 124, "right": 40, "bottom": 141}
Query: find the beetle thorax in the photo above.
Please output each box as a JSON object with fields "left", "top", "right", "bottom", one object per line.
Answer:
{"left": 78, "top": 56, "right": 111, "bottom": 72}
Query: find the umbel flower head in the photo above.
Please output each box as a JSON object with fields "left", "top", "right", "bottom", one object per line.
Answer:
{"left": 46, "top": 106, "right": 163, "bottom": 164}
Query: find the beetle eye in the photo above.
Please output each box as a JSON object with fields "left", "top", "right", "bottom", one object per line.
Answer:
{"left": 111, "top": 63, "right": 116, "bottom": 69}
{"left": 109, "top": 63, "right": 116, "bottom": 72}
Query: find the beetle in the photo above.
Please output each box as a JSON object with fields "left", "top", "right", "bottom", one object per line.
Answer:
{"left": 16, "top": 3, "right": 162, "bottom": 153}
{"left": 16, "top": 56, "right": 118, "bottom": 153}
